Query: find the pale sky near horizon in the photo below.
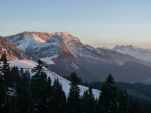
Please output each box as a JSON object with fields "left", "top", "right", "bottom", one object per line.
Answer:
{"left": 1, "top": 0, "right": 151, "bottom": 48}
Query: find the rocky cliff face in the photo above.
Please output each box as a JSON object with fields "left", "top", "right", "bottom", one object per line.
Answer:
{"left": 0, "top": 36, "right": 25, "bottom": 59}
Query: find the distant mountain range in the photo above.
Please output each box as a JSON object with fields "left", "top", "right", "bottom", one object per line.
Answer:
{"left": 2, "top": 32, "right": 151, "bottom": 84}
{"left": 114, "top": 45, "right": 151, "bottom": 63}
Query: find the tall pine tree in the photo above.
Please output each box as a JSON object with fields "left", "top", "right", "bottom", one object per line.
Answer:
{"left": 50, "top": 79, "right": 66, "bottom": 113}
{"left": 98, "top": 74, "right": 128, "bottom": 113}
{"left": 98, "top": 74, "right": 119, "bottom": 113}
{"left": 67, "top": 72, "right": 80, "bottom": 113}
{"left": 16, "top": 69, "right": 31, "bottom": 113}
{"left": 0, "top": 53, "right": 8, "bottom": 113}
{"left": 82, "top": 87, "right": 96, "bottom": 113}
{"left": 31, "top": 59, "right": 49, "bottom": 113}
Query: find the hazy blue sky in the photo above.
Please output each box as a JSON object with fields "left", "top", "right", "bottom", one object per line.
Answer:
{"left": 1, "top": 0, "right": 151, "bottom": 48}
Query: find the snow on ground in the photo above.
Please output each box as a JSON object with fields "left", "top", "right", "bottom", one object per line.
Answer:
{"left": 9, "top": 59, "right": 37, "bottom": 68}
{"left": 9, "top": 59, "right": 100, "bottom": 98}
{"left": 40, "top": 54, "right": 59, "bottom": 65}
{"left": 40, "top": 57, "right": 55, "bottom": 65}
{"left": 32, "top": 34, "right": 46, "bottom": 43}
{"left": 10, "top": 34, "right": 47, "bottom": 52}
{"left": 45, "top": 71, "right": 100, "bottom": 98}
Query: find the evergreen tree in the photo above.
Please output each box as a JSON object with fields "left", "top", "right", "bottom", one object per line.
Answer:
{"left": 0, "top": 52, "right": 13, "bottom": 113}
{"left": 46, "top": 77, "right": 53, "bottom": 113}
{"left": 98, "top": 74, "right": 119, "bottom": 113}
{"left": 82, "top": 87, "right": 96, "bottom": 113}
{"left": 31, "top": 59, "right": 49, "bottom": 113}
{"left": 0, "top": 53, "right": 8, "bottom": 113}
{"left": 69, "top": 72, "right": 82, "bottom": 84}
{"left": 98, "top": 74, "right": 129, "bottom": 113}
{"left": 50, "top": 79, "right": 66, "bottom": 113}
{"left": 88, "top": 87, "right": 96, "bottom": 113}
{"left": 117, "top": 89, "right": 128, "bottom": 113}
{"left": 16, "top": 69, "right": 31, "bottom": 113}
{"left": 0, "top": 52, "right": 10, "bottom": 82}
{"left": 32, "top": 59, "right": 44, "bottom": 73}
{"left": 67, "top": 73, "right": 80, "bottom": 113}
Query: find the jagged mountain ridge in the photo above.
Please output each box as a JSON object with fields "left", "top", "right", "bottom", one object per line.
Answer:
{"left": 6, "top": 32, "right": 80, "bottom": 58}
{"left": 5, "top": 32, "right": 151, "bottom": 83}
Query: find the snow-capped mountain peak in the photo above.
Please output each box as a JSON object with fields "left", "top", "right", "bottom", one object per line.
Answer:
{"left": 5, "top": 32, "right": 151, "bottom": 84}
{"left": 6, "top": 32, "right": 81, "bottom": 61}
{"left": 15, "top": 31, "right": 80, "bottom": 42}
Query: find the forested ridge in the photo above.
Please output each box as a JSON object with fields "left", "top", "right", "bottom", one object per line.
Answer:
{"left": 0, "top": 53, "right": 145, "bottom": 113}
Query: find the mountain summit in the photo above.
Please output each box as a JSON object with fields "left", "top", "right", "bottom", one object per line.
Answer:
{"left": 6, "top": 32, "right": 83, "bottom": 62}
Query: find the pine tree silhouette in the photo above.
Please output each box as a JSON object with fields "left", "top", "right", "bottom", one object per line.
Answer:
{"left": 67, "top": 72, "right": 80, "bottom": 113}
{"left": 31, "top": 59, "right": 49, "bottom": 113}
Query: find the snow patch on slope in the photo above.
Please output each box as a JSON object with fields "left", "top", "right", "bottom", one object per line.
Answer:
{"left": 9, "top": 59, "right": 37, "bottom": 68}
{"left": 40, "top": 54, "right": 59, "bottom": 65}
{"left": 32, "top": 34, "right": 46, "bottom": 43}
{"left": 45, "top": 71, "right": 100, "bottom": 98}
{"left": 9, "top": 34, "right": 47, "bottom": 52}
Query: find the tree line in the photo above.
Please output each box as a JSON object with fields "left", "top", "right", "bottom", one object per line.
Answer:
{"left": 0, "top": 53, "right": 129, "bottom": 113}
